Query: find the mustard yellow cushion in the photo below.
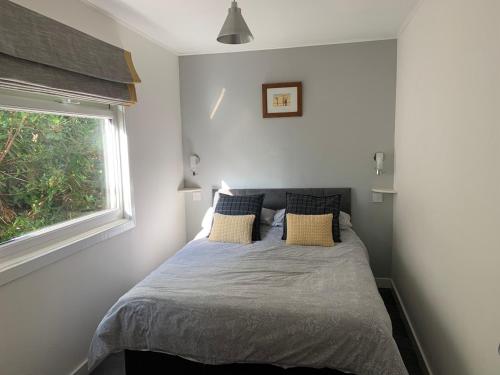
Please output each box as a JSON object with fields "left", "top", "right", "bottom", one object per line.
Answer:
{"left": 209, "top": 213, "right": 255, "bottom": 244}
{"left": 285, "top": 213, "right": 334, "bottom": 247}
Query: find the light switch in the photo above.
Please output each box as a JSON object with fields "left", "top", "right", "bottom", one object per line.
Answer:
{"left": 372, "top": 192, "right": 383, "bottom": 203}
{"left": 192, "top": 192, "right": 202, "bottom": 201}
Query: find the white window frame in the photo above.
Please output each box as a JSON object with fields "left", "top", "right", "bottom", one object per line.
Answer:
{"left": 0, "top": 89, "right": 135, "bottom": 286}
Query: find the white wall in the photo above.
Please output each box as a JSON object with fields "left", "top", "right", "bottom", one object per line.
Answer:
{"left": 180, "top": 41, "right": 397, "bottom": 277}
{"left": 393, "top": 0, "right": 500, "bottom": 374}
{"left": 0, "top": 1, "right": 185, "bottom": 374}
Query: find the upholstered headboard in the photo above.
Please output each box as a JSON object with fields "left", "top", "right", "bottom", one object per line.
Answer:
{"left": 212, "top": 188, "right": 351, "bottom": 215}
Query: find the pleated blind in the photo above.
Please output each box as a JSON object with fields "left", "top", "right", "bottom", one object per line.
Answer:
{"left": 0, "top": 0, "right": 141, "bottom": 105}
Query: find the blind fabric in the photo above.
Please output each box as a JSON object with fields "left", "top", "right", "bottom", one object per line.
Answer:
{"left": 0, "top": 0, "right": 141, "bottom": 105}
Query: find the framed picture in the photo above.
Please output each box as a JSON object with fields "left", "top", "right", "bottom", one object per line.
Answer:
{"left": 262, "top": 82, "right": 302, "bottom": 118}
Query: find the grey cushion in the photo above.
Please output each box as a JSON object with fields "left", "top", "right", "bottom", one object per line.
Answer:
{"left": 214, "top": 193, "right": 265, "bottom": 241}
{"left": 282, "top": 192, "right": 342, "bottom": 243}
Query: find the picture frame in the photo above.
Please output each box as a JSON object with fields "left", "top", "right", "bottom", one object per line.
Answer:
{"left": 262, "top": 82, "right": 303, "bottom": 118}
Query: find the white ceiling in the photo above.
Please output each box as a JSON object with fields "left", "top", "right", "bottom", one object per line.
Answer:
{"left": 84, "top": 0, "right": 418, "bottom": 55}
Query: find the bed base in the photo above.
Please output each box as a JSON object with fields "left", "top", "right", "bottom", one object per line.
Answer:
{"left": 124, "top": 350, "right": 349, "bottom": 375}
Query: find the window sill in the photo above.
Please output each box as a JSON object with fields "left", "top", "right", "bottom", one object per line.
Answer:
{"left": 0, "top": 219, "right": 135, "bottom": 287}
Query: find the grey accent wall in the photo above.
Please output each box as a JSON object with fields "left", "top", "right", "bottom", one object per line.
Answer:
{"left": 180, "top": 40, "right": 396, "bottom": 277}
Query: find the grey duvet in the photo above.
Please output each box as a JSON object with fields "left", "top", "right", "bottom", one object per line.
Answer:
{"left": 88, "top": 226, "right": 408, "bottom": 375}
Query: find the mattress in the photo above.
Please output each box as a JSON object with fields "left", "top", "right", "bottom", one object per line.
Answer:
{"left": 88, "top": 226, "right": 408, "bottom": 375}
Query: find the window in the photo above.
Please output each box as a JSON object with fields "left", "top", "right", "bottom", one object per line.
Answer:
{"left": 1, "top": 110, "right": 111, "bottom": 243}
{"left": 0, "top": 90, "right": 133, "bottom": 282}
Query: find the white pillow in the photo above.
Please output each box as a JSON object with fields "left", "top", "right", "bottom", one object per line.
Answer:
{"left": 201, "top": 206, "right": 276, "bottom": 228}
{"left": 272, "top": 209, "right": 286, "bottom": 227}
{"left": 201, "top": 206, "right": 215, "bottom": 229}
{"left": 261, "top": 208, "right": 276, "bottom": 226}
{"left": 272, "top": 209, "right": 352, "bottom": 229}
{"left": 339, "top": 211, "right": 352, "bottom": 229}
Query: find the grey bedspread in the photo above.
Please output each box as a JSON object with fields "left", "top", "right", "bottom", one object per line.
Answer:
{"left": 88, "top": 227, "right": 408, "bottom": 375}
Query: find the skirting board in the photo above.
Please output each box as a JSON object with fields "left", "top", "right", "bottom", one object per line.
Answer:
{"left": 70, "top": 359, "right": 88, "bottom": 375}
{"left": 389, "top": 280, "right": 435, "bottom": 375}
{"left": 375, "top": 277, "right": 393, "bottom": 289}
{"left": 71, "top": 279, "right": 432, "bottom": 375}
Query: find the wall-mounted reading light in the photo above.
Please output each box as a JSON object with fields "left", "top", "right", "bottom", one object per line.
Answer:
{"left": 374, "top": 152, "right": 385, "bottom": 176}
{"left": 190, "top": 154, "right": 200, "bottom": 176}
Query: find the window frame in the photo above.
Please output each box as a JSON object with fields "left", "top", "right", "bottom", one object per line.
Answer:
{"left": 0, "top": 89, "right": 135, "bottom": 285}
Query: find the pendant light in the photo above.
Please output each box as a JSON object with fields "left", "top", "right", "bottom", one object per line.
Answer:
{"left": 217, "top": 1, "right": 254, "bottom": 44}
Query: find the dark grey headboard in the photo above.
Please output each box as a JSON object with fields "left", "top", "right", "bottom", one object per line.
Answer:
{"left": 212, "top": 188, "right": 351, "bottom": 215}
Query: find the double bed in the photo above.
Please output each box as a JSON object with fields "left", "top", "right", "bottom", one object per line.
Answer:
{"left": 88, "top": 188, "right": 408, "bottom": 375}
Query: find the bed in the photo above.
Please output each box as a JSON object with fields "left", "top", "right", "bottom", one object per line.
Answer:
{"left": 88, "top": 188, "right": 408, "bottom": 375}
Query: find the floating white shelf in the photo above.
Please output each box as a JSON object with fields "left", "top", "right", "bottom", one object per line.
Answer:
{"left": 371, "top": 188, "right": 397, "bottom": 194}
{"left": 178, "top": 187, "right": 201, "bottom": 193}
{"left": 371, "top": 188, "right": 396, "bottom": 203}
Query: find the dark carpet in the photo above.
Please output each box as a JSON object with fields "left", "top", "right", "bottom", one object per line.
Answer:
{"left": 92, "top": 289, "right": 424, "bottom": 375}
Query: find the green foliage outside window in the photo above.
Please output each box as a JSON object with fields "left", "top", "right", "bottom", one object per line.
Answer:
{"left": 0, "top": 109, "right": 107, "bottom": 244}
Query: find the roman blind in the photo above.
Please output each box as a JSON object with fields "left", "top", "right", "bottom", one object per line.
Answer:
{"left": 0, "top": 0, "right": 141, "bottom": 105}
